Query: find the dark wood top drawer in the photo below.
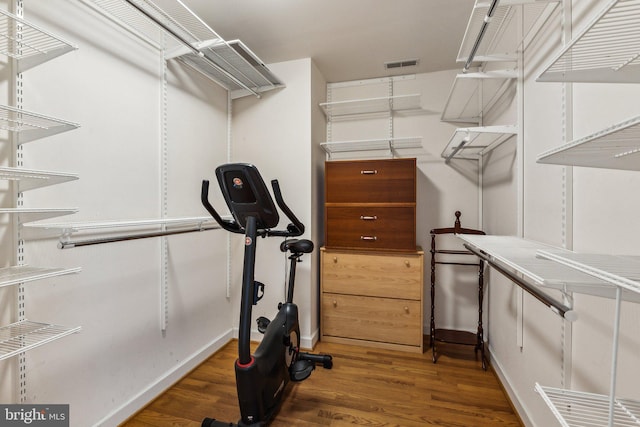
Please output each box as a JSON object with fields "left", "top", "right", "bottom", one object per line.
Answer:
{"left": 325, "top": 158, "right": 416, "bottom": 204}
{"left": 325, "top": 205, "right": 415, "bottom": 251}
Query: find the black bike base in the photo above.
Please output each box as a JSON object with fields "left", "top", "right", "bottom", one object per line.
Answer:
{"left": 202, "top": 418, "right": 237, "bottom": 427}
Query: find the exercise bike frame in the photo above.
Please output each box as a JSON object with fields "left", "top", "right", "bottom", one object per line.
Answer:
{"left": 201, "top": 169, "right": 330, "bottom": 427}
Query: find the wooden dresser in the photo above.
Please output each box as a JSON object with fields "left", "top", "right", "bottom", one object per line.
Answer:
{"left": 321, "top": 158, "right": 423, "bottom": 352}
{"left": 324, "top": 158, "right": 416, "bottom": 251}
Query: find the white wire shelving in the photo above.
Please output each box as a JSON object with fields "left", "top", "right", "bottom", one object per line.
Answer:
{"left": 0, "top": 265, "right": 81, "bottom": 290}
{"left": 23, "top": 216, "right": 220, "bottom": 248}
{"left": 82, "top": 0, "right": 284, "bottom": 98}
{"left": 441, "top": 69, "right": 517, "bottom": 123}
{"left": 537, "top": 114, "right": 640, "bottom": 170}
{"left": 0, "top": 104, "right": 80, "bottom": 145}
{"left": 535, "top": 384, "right": 640, "bottom": 427}
{"left": 441, "top": 125, "right": 517, "bottom": 162}
{"left": 26, "top": 216, "right": 217, "bottom": 233}
{"left": 458, "top": 234, "right": 640, "bottom": 427}
{"left": 537, "top": 0, "right": 640, "bottom": 83}
{"left": 0, "top": 208, "right": 78, "bottom": 224}
{"left": 320, "top": 137, "right": 423, "bottom": 159}
{"left": 0, "top": 320, "right": 81, "bottom": 361}
{"left": 0, "top": 8, "right": 77, "bottom": 72}
{"left": 0, "top": 167, "right": 78, "bottom": 192}
{"left": 456, "top": 234, "right": 640, "bottom": 305}
{"left": 319, "top": 94, "right": 422, "bottom": 120}
{"left": 458, "top": 0, "right": 559, "bottom": 66}
{"left": 534, "top": 249, "right": 640, "bottom": 427}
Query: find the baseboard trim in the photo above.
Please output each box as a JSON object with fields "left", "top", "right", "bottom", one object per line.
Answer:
{"left": 234, "top": 326, "right": 319, "bottom": 350}
{"left": 488, "top": 345, "right": 534, "bottom": 427}
{"left": 95, "top": 329, "right": 233, "bottom": 426}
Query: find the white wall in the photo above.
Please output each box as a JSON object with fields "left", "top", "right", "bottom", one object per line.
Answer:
{"left": 1, "top": 1, "right": 233, "bottom": 425}
{"left": 229, "top": 58, "right": 323, "bottom": 348}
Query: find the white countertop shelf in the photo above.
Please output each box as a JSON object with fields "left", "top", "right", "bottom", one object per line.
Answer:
{"left": 458, "top": 0, "right": 559, "bottom": 65}
{"left": 0, "top": 104, "right": 80, "bottom": 144}
{"left": 0, "top": 9, "right": 77, "bottom": 72}
{"left": 441, "top": 69, "right": 517, "bottom": 123}
{"left": 0, "top": 265, "right": 81, "bottom": 289}
{"left": 538, "top": 0, "right": 640, "bottom": 83}
{"left": 537, "top": 114, "right": 640, "bottom": 171}
{"left": 0, "top": 208, "right": 78, "bottom": 224}
{"left": 458, "top": 235, "right": 640, "bottom": 304}
{"left": 319, "top": 94, "right": 422, "bottom": 120}
{"left": 0, "top": 167, "right": 78, "bottom": 192}
{"left": 0, "top": 320, "right": 81, "bottom": 361}
{"left": 320, "top": 137, "right": 423, "bottom": 159}
{"left": 83, "top": 0, "right": 283, "bottom": 98}
{"left": 536, "top": 384, "right": 640, "bottom": 427}
{"left": 442, "top": 125, "right": 517, "bottom": 162}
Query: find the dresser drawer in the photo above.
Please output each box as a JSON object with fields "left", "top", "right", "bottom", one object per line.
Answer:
{"left": 321, "top": 249, "right": 422, "bottom": 300}
{"left": 322, "top": 293, "right": 422, "bottom": 347}
{"left": 325, "top": 206, "right": 416, "bottom": 251}
{"left": 325, "top": 158, "right": 416, "bottom": 204}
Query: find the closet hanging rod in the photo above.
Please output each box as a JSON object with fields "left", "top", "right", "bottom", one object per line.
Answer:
{"left": 463, "top": 0, "right": 499, "bottom": 73}
{"left": 122, "top": 0, "right": 260, "bottom": 98}
{"left": 464, "top": 244, "right": 576, "bottom": 321}
{"left": 58, "top": 224, "right": 220, "bottom": 249}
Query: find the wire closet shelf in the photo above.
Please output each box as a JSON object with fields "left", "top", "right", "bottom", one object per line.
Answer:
{"left": 0, "top": 8, "right": 77, "bottom": 72}
{"left": 457, "top": 0, "right": 559, "bottom": 66}
{"left": 83, "top": 0, "right": 284, "bottom": 97}
{"left": 537, "top": 0, "right": 640, "bottom": 83}
{"left": 458, "top": 234, "right": 640, "bottom": 427}
{"left": 0, "top": 321, "right": 81, "bottom": 361}
{"left": 537, "top": 114, "right": 640, "bottom": 170}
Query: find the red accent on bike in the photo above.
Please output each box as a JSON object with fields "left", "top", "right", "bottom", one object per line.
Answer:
{"left": 236, "top": 356, "right": 255, "bottom": 368}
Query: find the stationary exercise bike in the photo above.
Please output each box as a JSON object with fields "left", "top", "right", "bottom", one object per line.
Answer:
{"left": 200, "top": 163, "right": 333, "bottom": 427}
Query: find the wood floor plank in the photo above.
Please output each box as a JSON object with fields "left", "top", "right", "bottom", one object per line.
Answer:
{"left": 121, "top": 339, "right": 522, "bottom": 427}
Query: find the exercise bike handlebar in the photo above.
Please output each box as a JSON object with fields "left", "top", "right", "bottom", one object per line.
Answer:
{"left": 200, "top": 179, "right": 305, "bottom": 237}
{"left": 201, "top": 180, "right": 243, "bottom": 234}
{"left": 267, "top": 179, "right": 304, "bottom": 237}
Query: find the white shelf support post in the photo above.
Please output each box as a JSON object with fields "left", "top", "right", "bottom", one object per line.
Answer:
{"left": 160, "top": 36, "right": 169, "bottom": 334}
{"left": 608, "top": 287, "right": 622, "bottom": 427}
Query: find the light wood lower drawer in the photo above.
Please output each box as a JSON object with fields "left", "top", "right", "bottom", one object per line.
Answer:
{"left": 321, "top": 293, "right": 422, "bottom": 347}
{"left": 321, "top": 249, "right": 423, "bottom": 300}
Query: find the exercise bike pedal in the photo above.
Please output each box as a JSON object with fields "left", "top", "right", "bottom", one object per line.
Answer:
{"left": 290, "top": 359, "right": 315, "bottom": 382}
{"left": 256, "top": 316, "right": 270, "bottom": 334}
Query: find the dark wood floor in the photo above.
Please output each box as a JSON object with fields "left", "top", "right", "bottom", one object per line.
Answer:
{"left": 122, "top": 338, "right": 522, "bottom": 426}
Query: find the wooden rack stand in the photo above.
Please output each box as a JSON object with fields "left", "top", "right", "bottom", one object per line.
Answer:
{"left": 430, "top": 211, "right": 487, "bottom": 369}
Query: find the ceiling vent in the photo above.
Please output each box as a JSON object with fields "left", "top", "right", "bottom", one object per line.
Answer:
{"left": 384, "top": 59, "right": 419, "bottom": 70}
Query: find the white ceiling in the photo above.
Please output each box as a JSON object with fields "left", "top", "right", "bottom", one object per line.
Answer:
{"left": 181, "top": 0, "right": 476, "bottom": 83}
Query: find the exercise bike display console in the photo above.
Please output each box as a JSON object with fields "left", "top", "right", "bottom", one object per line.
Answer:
{"left": 201, "top": 163, "right": 332, "bottom": 427}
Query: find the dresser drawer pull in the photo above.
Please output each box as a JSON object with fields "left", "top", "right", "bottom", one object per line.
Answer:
{"left": 404, "top": 306, "right": 409, "bottom": 313}
{"left": 360, "top": 236, "right": 377, "bottom": 241}
{"left": 360, "top": 215, "right": 378, "bottom": 221}
{"left": 332, "top": 300, "right": 337, "bottom": 307}
{"left": 360, "top": 169, "right": 378, "bottom": 175}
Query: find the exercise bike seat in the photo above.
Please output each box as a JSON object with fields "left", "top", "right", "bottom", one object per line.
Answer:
{"left": 280, "top": 239, "right": 314, "bottom": 254}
